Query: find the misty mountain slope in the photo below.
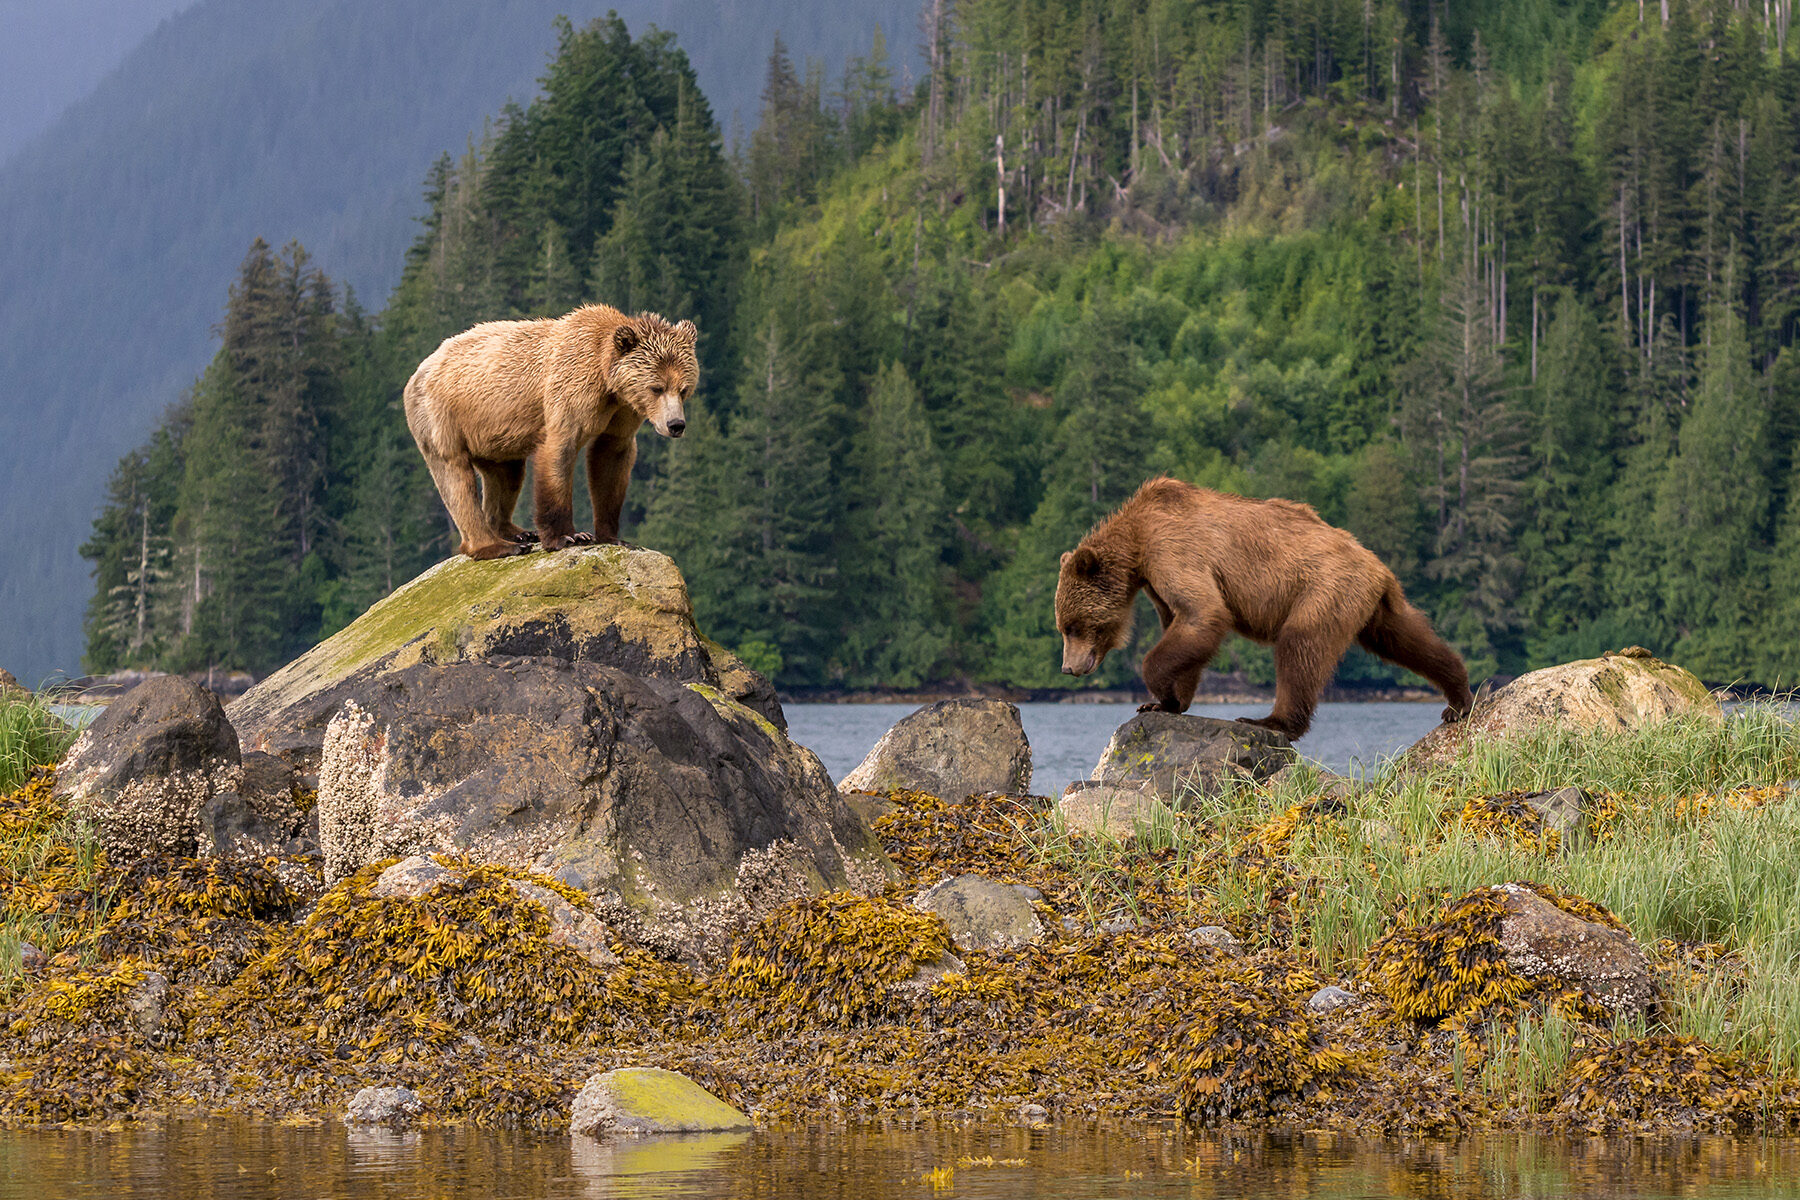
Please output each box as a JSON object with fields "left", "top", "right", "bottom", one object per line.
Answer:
{"left": 0, "top": 0, "right": 917, "bottom": 682}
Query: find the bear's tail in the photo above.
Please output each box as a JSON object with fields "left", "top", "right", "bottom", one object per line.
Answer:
{"left": 1356, "top": 580, "right": 1475, "bottom": 719}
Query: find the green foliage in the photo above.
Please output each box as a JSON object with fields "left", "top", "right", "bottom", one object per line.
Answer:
{"left": 80, "top": 2, "right": 1800, "bottom": 692}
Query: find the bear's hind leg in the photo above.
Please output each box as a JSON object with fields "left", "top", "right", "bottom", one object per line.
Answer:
{"left": 1356, "top": 594, "right": 1474, "bottom": 723}
{"left": 1141, "top": 618, "right": 1227, "bottom": 714}
{"left": 1241, "top": 626, "right": 1348, "bottom": 740}
{"left": 475, "top": 458, "right": 534, "bottom": 544}
{"left": 424, "top": 452, "right": 522, "bottom": 560}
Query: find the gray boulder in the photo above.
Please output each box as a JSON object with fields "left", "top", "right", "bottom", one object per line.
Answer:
{"left": 346, "top": 1085, "right": 424, "bottom": 1129}
{"left": 839, "top": 698, "right": 1031, "bottom": 800}
{"left": 1524, "top": 786, "right": 1594, "bottom": 851}
{"left": 54, "top": 675, "right": 241, "bottom": 860}
{"left": 1056, "top": 780, "right": 1174, "bottom": 841}
{"left": 311, "top": 654, "right": 890, "bottom": 959}
{"left": 911, "top": 874, "right": 1045, "bottom": 950}
{"left": 1491, "top": 883, "right": 1655, "bottom": 1019}
{"left": 570, "top": 1068, "right": 751, "bottom": 1137}
{"left": 125, "top": 971, "right": 174, "bottom": 1047}
{"left": 1091, "top": 712, "right": 1293, "bottom": 799}
{"left": 1185, "top": 925, "right": 1245, "bottom": 956}
{"left": 1307, "top": 985, "right": 1357, "bottom": 1013}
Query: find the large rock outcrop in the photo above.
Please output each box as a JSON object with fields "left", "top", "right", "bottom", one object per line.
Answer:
{"left": 237, "top": 546, "right": 891, "bottom": 957}
{"left": 839, "top": 698, "right": 1032, "bottom": 800}
{"left": 1405, "top": 648, "right": 1720, "bottom": 767}
{"left": 1090, "top": 712, "right": 1294, "bottom": 800}
{"left": 229, "top": 545, "right": 781, "bottom": 779}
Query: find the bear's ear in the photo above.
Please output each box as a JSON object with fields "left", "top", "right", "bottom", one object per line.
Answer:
{"left": 1067, "top": 546, "right": 1103, "bottom": 577}
{"left": 674, "top": 319, "right": 697, "bottom": 343}
{"left": 1060, "top": 551, "right": 1073, "bottom": 567}
{"left": 613, "top": 324, "right": 640, "bottom": 358}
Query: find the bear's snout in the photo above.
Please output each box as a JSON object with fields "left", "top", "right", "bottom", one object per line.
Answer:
{"left": 667, "top": 417, "right": 686, "bottom": 437}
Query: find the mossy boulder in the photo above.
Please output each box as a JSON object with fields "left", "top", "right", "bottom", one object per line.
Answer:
{"left": 1405, "top": 648, "right": 1720, "bottom": 767}
{"left": 228, "top": 546, "right": 782, "bottom": 778}
{"left": 1090, "top": 712, "right": 1293, "bottom": 800}
{"left": 570, "top": 1067, "right": 752, "bottom": 1137}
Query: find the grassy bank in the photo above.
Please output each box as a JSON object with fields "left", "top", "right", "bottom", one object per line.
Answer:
{"left": 2, "top": 705, "right": 1799, "bottom": 1132}
{"left": 0, "top": 692, "right": 90, "bottom": 997}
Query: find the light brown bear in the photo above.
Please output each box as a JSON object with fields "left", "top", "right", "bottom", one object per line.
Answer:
{"left": 1055, "top": 477, "right": 1474, "bottom": 740}
{"left": 403, "top": 305, "right": 698, "bottom": 559}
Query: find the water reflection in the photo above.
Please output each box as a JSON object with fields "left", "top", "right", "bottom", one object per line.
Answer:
{"left": 5, "top": 1121, "right": 1800, "bottom": 1200}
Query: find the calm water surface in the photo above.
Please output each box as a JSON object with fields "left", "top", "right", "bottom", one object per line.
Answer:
{"left": 5, "top": 1121, "right": 1800, "bottom": 1199}
{"left": 786, "top": 701, "right": 1445, "bottom": 792}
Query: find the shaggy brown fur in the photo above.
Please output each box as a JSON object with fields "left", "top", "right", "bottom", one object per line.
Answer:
{"left": 403, "top": 305, "right": 699, "bottom": 558}
{"left": 1055, "top": 477, "right": 1475, "bottom": 740}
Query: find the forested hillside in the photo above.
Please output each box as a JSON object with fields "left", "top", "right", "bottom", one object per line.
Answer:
{"left": 82, "top": 1, "right": 1800, "bottom": 694}
{"left": 0, "top": 0, "right": 917, "bottom": 684}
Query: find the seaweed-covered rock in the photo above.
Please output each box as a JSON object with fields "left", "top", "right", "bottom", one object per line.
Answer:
{"left": 310, "top": 659, "right": 890, "bottom": 956}
{"left": 839, "top": 699, "right": 1032, "bottom": 800}
{"left": 228, "top": 546, "right": 783, "bottom": 779}
{"left": 569, "top": 1068, "right": 751, "bottom": 1137}
{"left": 1405, "top": 649, "right": 1720, "bottom": 766}
{"left": 54, "top": 675, "right": 241, "bottom": 860}
{"left": 911, "top": 874, "right": 1044, "bottom": 950}
{"left": 1553, "top": 1036, "right": 1781, "bottom": 1131}
{"left": 1091, "top": 712, "right": 1293, "bottom": 799}
{"left": 1492, "top": 883, "right": 1654, "bottom": 1019}
{"left": 1056, "top": 780, "right": 1173, "bottom": 840}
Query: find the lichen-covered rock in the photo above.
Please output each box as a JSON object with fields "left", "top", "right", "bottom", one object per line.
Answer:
{"left": 54, "top": 675, "right": 241, "bottom": 860}
{"left": 124, "top": 971, "right": 172, "bottom": 1047}
{"left": 308, "top": 659, "right": 890, "bottom": 957}
{"left": 839, "top": 699, "right": 1031, "bottom": 800}
{"left": 1405, "top": 648, "right": 1720, "bottom": 767}
{"left": 228, "top": 546, "right": 783, "bottom": 779}
{"left": 1056, "top": 780, "right": 1174, "bottom": 840}
{"left": 569, "top": 1068, "right": 750, "bottom": 1137}
{"left": 1091, "top": 712, "right": 1293, "bottom": 799}
{"left": 346, "top": 1085, "right": 424, "bottom": 1128}
{"left": 911, "top": 874, "right": 1044, "bottom": 950}
{"left": 1185, "top": 926, "right": 1245, "bottom": 956}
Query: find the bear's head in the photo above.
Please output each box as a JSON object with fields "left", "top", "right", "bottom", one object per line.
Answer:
{"left": 1055, "top": 545, "right": 1133, "bottom": 676}
{"left": 610, "top": 314, "right": 699, "bottom": 438}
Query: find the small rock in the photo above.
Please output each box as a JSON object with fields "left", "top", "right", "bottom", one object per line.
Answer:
{"left": 1184, "top": 925, "right": 1244, "bottom": 955}
{"left": 1010, "top": 884, "right": 1043, "bottom": 903}
{"left": 1307, "top": 985, "right": 1357, "bottom": 1013}
{"left": 1060, "top": 917, "right": 1082, "bottom": 934}
{"left": 125, "top": 971, "right": 173, "bottom": 1047}
{"left": 1018, "top": 1102, "right": 1048, "bottom": 1122}
{"left": 1091, "top": 712, "right": 1293, "bottom": 800}
{"left": 1096, "top": 918, "right": 1136, "bottom": 934}
{"left": 839, "top": 698, "right": 1032, "bottom": 800}
{"left": 346, "top": 1085, "right": 424, "bottom": 1129}
{"left": 912, "top": 874, "right": 1045, "bottom": 950}
{"left": 18, "top": 942, "right": 45, "bottom": 972}
{"left": 1524, "top": 786, "right": 1593, "bottom": 851}
{"left": 373, "top": 855, "right": 457, "bottom": 899}
{"left": 1361, "top": 819, "right": 1406, "bottom": 850}
{"left": 1264, "top": 763, "right": 1357, "bottom": 803}
{"left": 1056, "top": 781, "right": 1173, "bottom": 840}
{"left": 570, "top": 1068, "right": 751, "bottom": 1137}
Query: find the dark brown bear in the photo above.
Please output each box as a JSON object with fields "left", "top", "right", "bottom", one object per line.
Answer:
{"left": 1055, "top": 477, "right": 1474, "bottom": 740}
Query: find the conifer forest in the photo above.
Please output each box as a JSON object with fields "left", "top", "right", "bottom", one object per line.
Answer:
{"left": 80, "top": 2, "right": 1800, "bottom": 694}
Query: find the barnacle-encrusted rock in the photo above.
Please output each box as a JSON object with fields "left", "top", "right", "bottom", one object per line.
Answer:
{"left": 1091, "top": 712, "right": 1293, "bottom": 800}
{"left": 1405, "top": 649, "right": 1720, "bottom": 766}
{"left": 229, "top": 545, "right": 782, "bottom": 777}
{"left": 569, "top": 1067, "right": 751, "bottom": 1137}
{"left": 839, "top": 698, "right": 1032, "bottom": 800}
{"left": 54, "top": 675, "right": 242, "bottom": 860}
{"left": 308, "top": 659, "right": 889, "bottom": 955}
{"left": 1056, "top": 780, "right": 1174, "bottom": 840}
{"left": 911, "top": 874, "right": 1044, "bottom": 950}
{"left": 1367, "top": 883, "right": 1652, "bottom": 1030}
{"left": 346, "top": 1085, "right": 424, "bottom": 1128}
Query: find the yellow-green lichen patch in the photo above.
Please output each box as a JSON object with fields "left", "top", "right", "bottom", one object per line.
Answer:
{"left": 685, "top": 683, "right": 779, "bottom": 740}
{"left": 718, "top": 893, "right": 954, "bottom": 1029}
{"left": 587, "top": 1066, "right": 752, "bottom": 1132}
{"left": 1553, "top": 1035, "right": 1795, "bottom": 1131}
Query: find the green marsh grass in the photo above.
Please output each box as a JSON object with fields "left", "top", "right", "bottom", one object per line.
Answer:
{"left": 0, "top": 686, "right": 77, "bottom": 794}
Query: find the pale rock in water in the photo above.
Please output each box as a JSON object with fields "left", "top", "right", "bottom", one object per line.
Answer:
{"left": 839, "top": 698, "right": 1032, "bottom": 801}
{"left": 1404, "top": 648, "right": 1720, "bottom": 767}
{"left": 570, "top": 1067, "right": 751, "bottom": 1137}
